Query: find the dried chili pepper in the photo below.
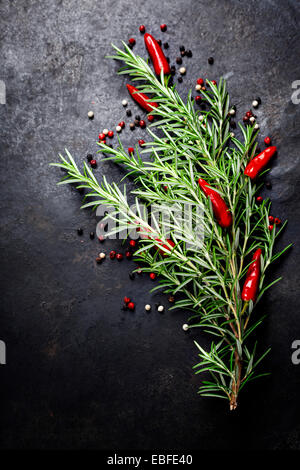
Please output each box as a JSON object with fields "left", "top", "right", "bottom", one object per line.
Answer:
{"left": 126, "top": 84, "right": 158, "bottom": 113}
{"left": 241, "top": 248, "right": 262, "bottom": 302}
{"left": 144, "top": 33, "right": 171, "bottom": 76}
{"left": 198, "top": 178, "right": 232, "bottom": 228}
{"left": 244, "top": 146, "right": 277, "bottom": 179}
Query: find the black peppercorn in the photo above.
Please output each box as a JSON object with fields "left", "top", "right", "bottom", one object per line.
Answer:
{"left": 130, "top": 123, "right": 135, "bottom": 130}
{"left": 265, "top": 181, "right": 272, "bottom": 189}
{"left": 176, "top": 57, "right": 182, "bottom": 65}
{"left": 157, "top": 39, "right": 162, "bottom": 46}
{"left": 135, "top": 115, "right": 140, "bottom": 121}
{"left": 180, "top": 50, "right": 186, "bottom": 57}
{"left": 77, "top": 228, "right": 83, "bottom": 235}
{"left": 90, "top": 231, "right": 95, "bottom": 239}
{"left": 170, "top": 65, "right": 176, "bottom": 75}
{"left": 164, "top": 42, "right": 169, "bottom": 49}
{"left": 256, "top": 97, "right": 262, "bottom": 105}
{"left": 134, "top": 119, "right": 140, "bottom": 126}
{"left": 179, "top": 45, "right": 185, "bottom": 52}
{"left": 129, "top": 273, "right": 135, "bottom": 280}
{"left": 208, "top": 56, "right": 214, "bottom": 64}
{"left": 87, "top": 154, "right": 93, "bottom": 162}
{"left": 126, "top": 109, "right": 132, "bottom": 117}
{"left": 166, "top": 57, "right": 170, "bottom": 63}
{"left": 186, "top": 50, "right": 192, "bottom": 57}
{"left": 178, "top": 76, "right": 183, "bottom": 83}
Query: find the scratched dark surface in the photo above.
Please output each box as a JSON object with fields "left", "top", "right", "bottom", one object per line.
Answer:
{"left": 0, "top": 0, "right": 300, "bottom": 450}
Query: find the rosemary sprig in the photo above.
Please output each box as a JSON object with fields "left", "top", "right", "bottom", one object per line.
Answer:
{"left": 51, "top": 43, "right": 290, "bottom": 410}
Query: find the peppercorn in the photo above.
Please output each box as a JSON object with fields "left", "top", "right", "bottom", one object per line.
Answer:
{"left": 164, "top": 42, "right": 169, "bottom": 49}
{"left": 157, "top": 39, "right": 162, "bottom": 46}
{"left": 179, "top": 45, "right": 185, "bottom": 52}
{"left": 180, "top": 50, "right": 186, "bottom": 57}
{"left": 116, "top": 253, "right": 123, "bottom": 260}
{"left": 178, "top": 76, "right": 183, "bottom": 83}
{"left": 126, "top": 109, "right": 132, "bottom": 117}
{"left": 195, "top": 95, "right": 202, "bottom": 104}
{"left": 109, "top": 250, "right": 116, "bottom": 259}
{"left": 265, "top": 181, "right": 272, "bottom": 189}
{"left": 168, "top": 295, "right": 175, "bottom": 303}
{"left": 129, "top": 273, "right": 135, "bottom": 280}
{"left": 139, "top": 139, "right": 145, "bottom": 147}
{"left": 166, "top": 57, "right": 170, "bottom": 63}
{"left": 90, "top": 231, "right": 95, "bottom": 239}
{"left": 176, "top": 57, "right": 182, "bottom": 64}
{"left": 179, "top": 67, "right": 186, "bottom": 75}
{"left": 208, "top": 56, "right": 214, "bottom": 64}
{"left": 157, "top": 305, "right": 164, "bottom": 312}
{"left": 128, "top": 147, "right": 134, "bottom": 154}
{"left": 147, "top": 115, "right": 154, "bottom": 122}
{"left": 88, "top": 110, "right": 94, "bottom": 119}
{"left": 124, "top": 296, "right": 131, "bottom": 304}
{"left": 99, "top": 133, "right": 105, "bottom": 141}
{"left": 197, "top": 78, "right": 204, "bottom": 86}
{"left": 116, "top": 125, "right": 122, "bottom": 133}
{"left": 127, "top": 301, "right": 135, "bottom": 311}
{"left": 268, "top": 225, "right": 274, "bottom": 231}
{"left": 150, "top": 272, "right": 156, "bottom": 280}
{"left": 182, "top": 324, "right": 189, "bottom": 331}
{"left": 160, "top": 23, "right": 167, "bottom": 32}
{"left": 135, "top": 114, "right": 140, "bottom": 121}
{"left": 98, "top": 235, "right": 105, "bottom": 242}
{"left": 268, "top": 216, "right": 274, "bottom": 223}
{"left": 128, "top": 38, "right": 136, "bottom": 46}
{"left": 134, "top": 119, "right": 140, "bottom": 127}
{"left": 211, "top": 80, "right": 217, "bottom": 86}
{"left": 256, "top": 196, "right": 263, "bottom": 204}
{"left": 139, "top": 120, "right": 146, "bottom": 128}
{"left": 274, "top": 218, "right": 281, "bottom": 225}
{"left": 108, "top": 130, "right": 114, "bottom": 138}
{"left": 119, "top": 121, "right": 125, "bottom": 129}
{"left": 186, "top": 49, "right": 192, "bottom": 57}
{"left": 95, "top": 257, "right": 102, "bottom": 263}
{"left": 87, "top": 154, "right": 93, "bottom": 162}
{"left": 264, "top": 136, "right": 271, "bottom": 146}
{"left": 77, "top": 228, "right": 83, "bottom": 235}
{"left": 130, "top": 123, "right": 135, "bottom": 130}
{"left": 90, "top": 159, "right": 97, "bottom": 168}
{"left": 139, "top": 25, "right": 145, "bottom": 33}
{"left": 170, "top": 65, "right": 176, "bottom": 75}
{"left": 129, "top": 240, "right": 136, "bottom": 247}
{"left": 125, "top": 251, "right": 132, "bottom": 259}
{"left": 243, "top": 116, "right": 249, "bottom": 123}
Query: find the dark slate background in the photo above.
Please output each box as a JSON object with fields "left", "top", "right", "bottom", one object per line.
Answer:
{"left": 0, "top": 0, "right": 300, "bottom": 450}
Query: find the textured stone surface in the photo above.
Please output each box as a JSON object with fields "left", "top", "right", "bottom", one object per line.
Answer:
{"left": 0, "top": 0, "right": 300, "bottom": 450}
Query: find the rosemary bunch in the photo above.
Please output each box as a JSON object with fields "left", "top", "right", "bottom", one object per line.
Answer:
{"left": 51, "top": 42, "right": 290, "bottom": 410}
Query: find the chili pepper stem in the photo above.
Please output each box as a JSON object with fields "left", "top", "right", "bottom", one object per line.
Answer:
{"left": 240, "top": 301, "right": 249, "bottom": 317}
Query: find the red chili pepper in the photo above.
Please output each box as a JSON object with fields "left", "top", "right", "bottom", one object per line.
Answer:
{"left": 241, "top": 248, "right": 262, "bottom": 302}
{"left": 144, "top": 33, "right": 171, "bottom": 76}
{"left": 126, "top": 84, "right": 158, "bottom": 113}
{"left": 198, "top": 178, "right": 232, "bottom": 228}
{"left": 155, "top": 238, "right": 175, "bottom": 256}
{"left": 244, "top": 146, "right": 277, "bottom": 179}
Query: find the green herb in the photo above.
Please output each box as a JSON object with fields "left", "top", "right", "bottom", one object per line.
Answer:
{"left": 51, "top": 42, "right": 291, "bottom": 410}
